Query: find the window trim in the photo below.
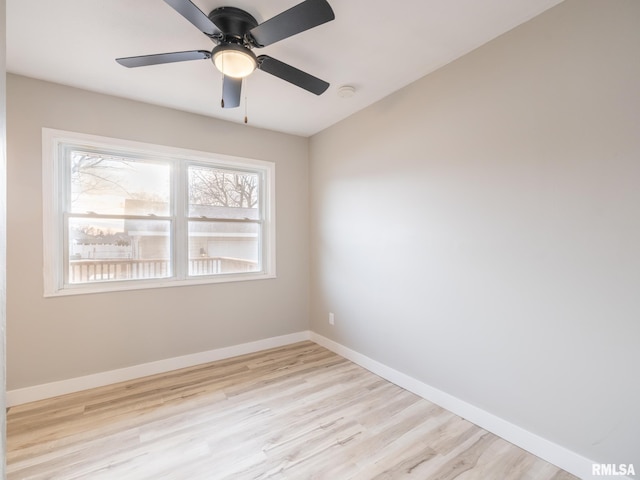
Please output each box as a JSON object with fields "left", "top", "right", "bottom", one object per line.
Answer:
{"left": 42, "top": 128, "right": 276, "bottom": 297}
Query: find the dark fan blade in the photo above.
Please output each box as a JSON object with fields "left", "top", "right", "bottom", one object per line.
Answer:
{"left": 116, "top": 50, "right": 211, "bottom": 68}
{"left": 222, "top": 76, "right": 242, "bottom": 108}
{"left": 163, "top": 0, "right": 221, "bottom": 38}
{"left": 249, "top": 0, "right": 335, "bottom": 47}
{"left": 257, "top": 55, "right": 329, "bottom": 95}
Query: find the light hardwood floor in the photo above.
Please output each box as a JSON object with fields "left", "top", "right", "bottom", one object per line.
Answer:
{"left": 7, "top": 342, "right": 579, "bottom": 479}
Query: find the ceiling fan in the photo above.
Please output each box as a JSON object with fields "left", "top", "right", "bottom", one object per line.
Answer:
{"left": 116, "top": 0, "right": 335, "bottom": 108}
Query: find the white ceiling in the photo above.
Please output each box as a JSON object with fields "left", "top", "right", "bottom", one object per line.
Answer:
{"left": 7, "top": 0, "right": 563, "bottom": 137}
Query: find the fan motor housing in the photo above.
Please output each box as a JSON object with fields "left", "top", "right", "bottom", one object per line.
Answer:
{"left": 208, "top": 7, "right": 258, "bottom": 42}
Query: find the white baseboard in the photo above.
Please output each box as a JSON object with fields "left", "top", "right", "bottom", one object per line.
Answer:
{"left": 7, "top": 331, "right": 311, "bottom": 407}
{"left": 309, "top": 332, "right": 611, "bottom": 480}
{"left": 8, "top": 329, "right": 625, "bottom": 480}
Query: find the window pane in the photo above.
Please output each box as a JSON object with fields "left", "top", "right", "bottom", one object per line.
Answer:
{"left": 188, "top": 165, "right": 259, "bottom": 220}
{"left": 68, "top": 218, "right": 171, "bottom": 284}
{"left": 188, "top": 221, "right": 260, "bottom": 276}
{"left": 70, "top": 151, "right": 170, "bottom": 216}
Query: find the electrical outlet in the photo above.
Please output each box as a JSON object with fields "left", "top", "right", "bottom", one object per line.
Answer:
{"left": 329, "top": 312, "right": 335, "bottom": 325}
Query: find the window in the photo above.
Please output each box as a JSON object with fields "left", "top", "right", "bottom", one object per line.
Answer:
{"left": 43, "top": 129, "right": 275, "bottom": 296}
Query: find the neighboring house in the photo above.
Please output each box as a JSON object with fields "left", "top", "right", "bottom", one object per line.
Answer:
{"left": 68, "top": 199, "right": 259, "bottom": 282}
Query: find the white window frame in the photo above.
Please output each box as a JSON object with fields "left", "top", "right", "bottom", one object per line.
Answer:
{"left": 42, "top": 128, "right": 276, "bottom": 297}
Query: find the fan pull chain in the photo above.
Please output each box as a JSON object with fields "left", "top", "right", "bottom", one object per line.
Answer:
{"left": 220, "top": 56, "right": 225, "bottom": 108}
{"left": 244, "top": 78, "right": 248, "bottom": 124}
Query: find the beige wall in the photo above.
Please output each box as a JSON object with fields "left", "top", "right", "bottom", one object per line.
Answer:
{"left": 7, "top": 74, "right": 309, "bottom": 389}
{"left": 1, "top": 0, "right": 8, "bottom": 473}
{"left": 310, "top": 0, "right": 639, "bottom": 470}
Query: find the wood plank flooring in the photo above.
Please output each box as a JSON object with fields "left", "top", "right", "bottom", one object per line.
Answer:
{"left": 7, "top": 342, "right": 579, "bottom": 479}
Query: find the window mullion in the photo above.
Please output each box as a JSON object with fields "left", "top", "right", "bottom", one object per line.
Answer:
{"left": 59, "top": 150, "right": 71, "bottom": 290}
{"left": 61, "top": 212, "right": 70, "bottom": 288}
{"left": 174, "top": 160, "right": 188, "bottom": 280}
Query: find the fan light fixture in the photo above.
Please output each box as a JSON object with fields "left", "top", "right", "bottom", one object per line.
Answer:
{"left": 212, "top": 44, "right": 257, "bottom": 78}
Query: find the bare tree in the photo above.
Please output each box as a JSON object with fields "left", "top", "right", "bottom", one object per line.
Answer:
{"left": 189, "top": 168, "right": 258, "bottom": 208}
{"left": 232, "top": 173, "right": 258, "bottom": 208}
{"left": 70, "top": 153, "right": 133, "bottom": 203}
{"left": 72, "top": 154, "right": 257, "bottom": 211}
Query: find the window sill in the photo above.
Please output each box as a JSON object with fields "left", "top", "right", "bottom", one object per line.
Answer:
{"left": 44, "top": 272, "right": 277, "bottom": 297}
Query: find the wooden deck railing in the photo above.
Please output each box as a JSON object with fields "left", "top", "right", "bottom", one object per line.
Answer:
{"left": 68, "top": 257, "right": 257, "bottom": 283}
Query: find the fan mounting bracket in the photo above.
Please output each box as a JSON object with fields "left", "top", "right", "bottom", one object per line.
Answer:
{"left": 208, "top": 6, "right": 258, "bottom": 44}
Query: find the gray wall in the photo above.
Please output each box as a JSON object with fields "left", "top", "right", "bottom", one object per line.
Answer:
{"left": 7, "top": 74, "right": 310, "bottom": 389}
{"left": 309, "top": 0, "right": 639, "bottom": 470}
